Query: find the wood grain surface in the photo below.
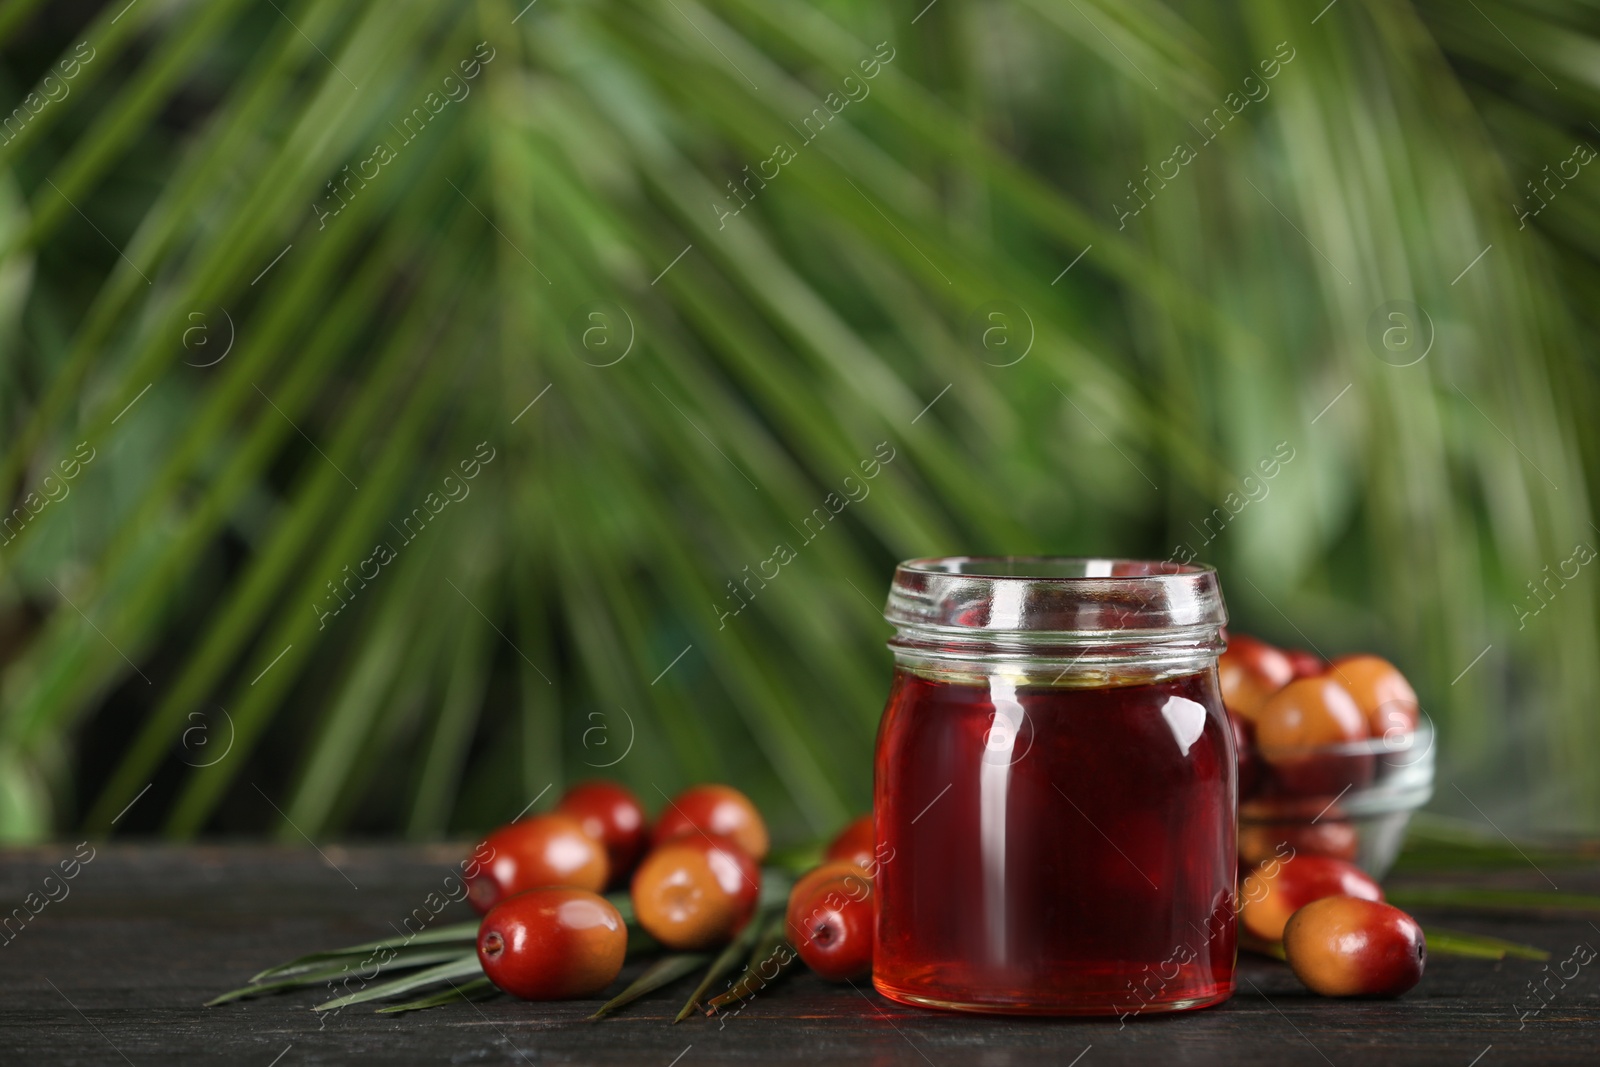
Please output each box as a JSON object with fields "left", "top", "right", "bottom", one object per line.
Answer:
{"left": 1, "top": 845, "right": 1595, "bottom": 1065}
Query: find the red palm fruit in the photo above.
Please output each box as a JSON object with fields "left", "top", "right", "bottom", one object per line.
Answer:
{"left": 1217, "top": 634, "right": 1295, "bottom": 720}
{"left": 1240, "top": 853, "right": 1383, "bottom": 942}
{"left": 1284, "top": 649, "right": 1326, "bottom": 679}
{"left": 786, "top": 862, "right": 874, "bottom": 981}
{"left": 1256, "top": 677, "right": 1369, "bottom": 748}
{"left": 1238, "top": 820, "right": 1359, "bottom": 866}
{"left": 1284, "top": 897, "right": 1426, "bottom": 997}
{"left": 476, "top": 888, "right": 627, "bottom": 999}
{"left": 465, "top": 814, "right": 609, "bottom": 915}
{"left": 651, "top": 784, "right": 769, "bottom": 862}
{"left": 556, "top": 781, "right": 649, "bottom": 884}
{"left": 823, "top": 815, "right": 876, "bottom": 874}
{"left": 1256, "top": 676, "right": 1373, "bottom": 796}
{"left": 631, "top": 833, "right": 760, "bottom": 950}
{"left": 1329, "top": 655, "right": 1420, "bottom": 738}
{"left": 1238, "top": 796, "right": 1361, "bottom": 864}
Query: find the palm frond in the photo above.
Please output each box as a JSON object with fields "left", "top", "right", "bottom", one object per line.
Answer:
{"left": 0, "top": 0, "right": 1594, "bottom": 841}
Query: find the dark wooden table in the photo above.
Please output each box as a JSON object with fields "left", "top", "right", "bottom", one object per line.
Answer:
{"left": 2, "top": 844, "right": 1595, "bottom": 1065}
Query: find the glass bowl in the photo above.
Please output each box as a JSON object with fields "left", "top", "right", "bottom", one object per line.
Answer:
{"left": 1238, "top": 718, "right": 1435, "bottom": 879}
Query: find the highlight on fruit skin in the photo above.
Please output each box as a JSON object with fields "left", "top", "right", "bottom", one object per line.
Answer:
{"left": 476, "top": 888, "right": 627, "bottom": 1000}
{"left": 651, "top": 783, "right": 770, "bottom": 862}
{"left": 1283, "top": 896, "right": 1426, "bottom": 997}
{"left": 556, "top": 781, "right": 650, "bottom": 885}
{"left": 785, "top": 861, "right": 874, "bottom": 981}
{"left": 465, "top": 814, "right": 610, "bottom": 915}
{"left": 1240, "top": 852, "right": 1383, "bottom": 943}
{"left": 823, "top": 815, "right": 876, "bottom": 874}
{"left": 631, "top": 832, "right": 761, "bottom": 950}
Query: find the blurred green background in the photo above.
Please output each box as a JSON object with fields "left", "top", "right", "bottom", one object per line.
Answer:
{"left": 0, "top": 0, "right": 1594, "bottom": 845}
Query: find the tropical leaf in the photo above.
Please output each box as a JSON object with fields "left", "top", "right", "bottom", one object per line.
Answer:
{"left": 208, "top": 947, "right": 472, "bottom": 1006}
{"left": 1387, "top": 887, "right": 1600, "bottom": 913}
{"left": 0, "top": 0, "right": 1593, "bottom": 844}
{"left": 1423, "top": 927, "right": 1550, "bottom": 961}
{"left": 376, "top": 977, "right": 497, "bottom": 1014}
{"left": 705, "top": 919, "right": 799, "bottom": 1015}
{"left": 591, "top": 953, "right": 710, "bottom": 1021}
{"left": 312, "top": 954, "right": 484, "bottom": 1013}
{"left": 249, "top": 921, "right": 480, "bottom": 982}
{"left": 674, "top": 907, "right": 768, "bottom": 1022}
{"left": 1396, "top": 815, "right": 1600, "bottom": 873}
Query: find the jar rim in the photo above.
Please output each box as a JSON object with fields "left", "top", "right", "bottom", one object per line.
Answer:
{"left": 885, "top": 555, "right": 1228, "bottom": 639}
{"left": 884, "top": 557, "right": 1227, "bottom": 682}
{"left": 894, "top": 555, "right": 1218, "bottom": 581}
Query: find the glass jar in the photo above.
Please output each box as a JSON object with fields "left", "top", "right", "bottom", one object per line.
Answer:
{"left": 873, "top": 557, "right": 1236, "bottom": 1017}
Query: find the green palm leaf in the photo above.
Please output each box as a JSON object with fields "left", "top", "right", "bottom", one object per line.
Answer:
{"left": 0, "top": 0, "right": 1593, "bottom": 844}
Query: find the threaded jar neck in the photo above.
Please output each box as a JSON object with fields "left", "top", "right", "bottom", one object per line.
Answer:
{"left": 884, "top": 557, "right": 1228, "bottom": 685}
